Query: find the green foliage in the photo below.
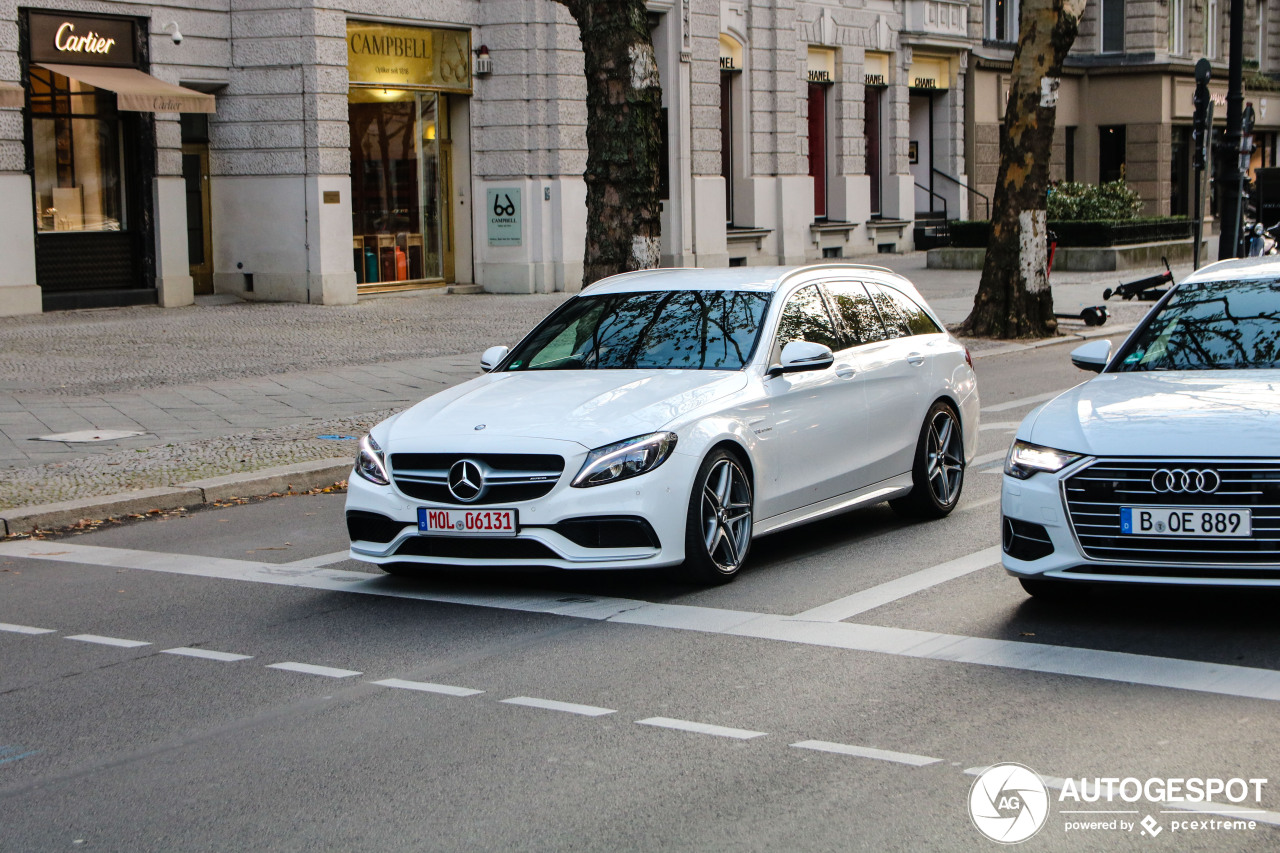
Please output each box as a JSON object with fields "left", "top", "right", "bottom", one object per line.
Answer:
{"left": 1046, "top": 181, "right": 1143, "bottom": 221}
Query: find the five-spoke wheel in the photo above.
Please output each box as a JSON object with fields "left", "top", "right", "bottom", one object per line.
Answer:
{"left": 891, "top": 400, "right": 965, "bottom": 519}
{"left": 679, "top": 449, "right": 754, "bottom": 583}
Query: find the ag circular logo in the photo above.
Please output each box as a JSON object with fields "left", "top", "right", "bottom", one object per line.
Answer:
{"left": 968, "top": 763, "right": 1050, "bottom": 844}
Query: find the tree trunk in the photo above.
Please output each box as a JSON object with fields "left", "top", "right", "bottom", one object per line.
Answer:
{"left": 958, "top": 0, "right": 1087, "bottom": 339}
{"left": 555, "top": 0, "right": 663, "bottom": 287}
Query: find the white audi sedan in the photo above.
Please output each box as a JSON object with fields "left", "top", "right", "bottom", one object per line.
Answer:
{"left": 346, "top": 264, "right": 979, "bottom": 583}
{"left": 1003, "top": 256, "right": 1280, "bottom": 599}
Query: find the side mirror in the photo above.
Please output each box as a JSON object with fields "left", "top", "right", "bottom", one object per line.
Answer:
{"left": 1070, "top": 339, "right": 1112, "bottom": 373}
{"left": 480, "top": 345, "right": 509, "bottom": 372}
{"left": 771, "top": 340, "right": 834, "bottom": 376}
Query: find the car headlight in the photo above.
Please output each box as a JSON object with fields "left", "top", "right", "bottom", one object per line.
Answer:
{"left": 1004, "top": 440, "right": 1083, "bottom": 480}
{"left": 354, "top": 434, "right": 390, "bottom": 486}
{"left": 572, "top": 432, "right": 678, "bottom": 488}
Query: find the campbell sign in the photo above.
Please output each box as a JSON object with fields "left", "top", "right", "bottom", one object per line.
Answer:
{"left": 30, "top": 12, "right": 136, "bottom": 67}
{"left": 347, "top": 22, "right": 472, "bottom": 93}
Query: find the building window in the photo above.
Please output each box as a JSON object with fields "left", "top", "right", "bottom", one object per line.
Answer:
{"left": 349, "top": 89, "right": 448, "bottom": 284}
{"left": 1206, "top": 0, "right": 1220, "bottom": 59}
{"left": 1099, "top": 125, "right": 1126, "bottom": 183}
{"left": 1101, "top": 0, "right": 1125, "bottom": 53}
{"left": 1171, "top": 125, "right": 1191, "bottom": 217}
{"left": 1065, "top": 126, "right": 1076, "bottom": 183}
{"left": 720, "top": 70, "right": 734, "bottom": 224}
{"left": 1258, "top": 0, "right": 1268, "bottom": 69}
{"left": 865, "top": 86, "right": 884, "bottom": 216}
{"left": 808, "top": 82, "right": 829, "bottom": 219}
{"left": 29, "top": 68, "right": 126, "bottom": 233}
{"left": 985, "top": 0, "right": 1019, "bottom": 42}
{"left": 1169, "top": 0, "right": 1185, "bottom": 55}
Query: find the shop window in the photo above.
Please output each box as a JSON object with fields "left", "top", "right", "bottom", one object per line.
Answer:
{"left": 1171, "top": 125, "right": 1191, "bottom": 217}
{"left": 29, "top": 67, "right": 126, "bottom": 234}
{"left": 349, "top": 89, "right": 448, "bottom": 285}
{"left": 720, "top": 70, "right": 735, "bottom": 224}
{"left": 985, "top": 0, "right": 1019, "bottom": 42}
{"left": 865, "top": 87, "right": 883, "bottom": 216}
{"left": 1101, "top": 0, "right": 1125, "bottom": 53}
{"left": 808, "top": 82, "right": 829, "bottom": 219}
{"left": 1099, "top": 125, "right": 1126, "bottom": 184}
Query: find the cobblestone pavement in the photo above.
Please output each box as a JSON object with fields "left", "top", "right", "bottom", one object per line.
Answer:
{"left": 0, "top": 253, "right": 1195, "bottom": 511}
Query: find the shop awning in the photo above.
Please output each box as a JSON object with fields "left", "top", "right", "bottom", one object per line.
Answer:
{"left": 0, "top": 82, "right": 22, "bottom": 108}
{"left": 36, "top": 63, "right": 215, "bottom": 113}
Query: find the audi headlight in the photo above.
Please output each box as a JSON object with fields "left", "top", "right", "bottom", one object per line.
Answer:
{"left": 354, "top": 434, "right": 390, "bottom": 486}
{"left": 572, "top": 432, "right": 678, "bottom": 488}
{"left": 1004, "top": 440, "right": 1083, "bottom": 480}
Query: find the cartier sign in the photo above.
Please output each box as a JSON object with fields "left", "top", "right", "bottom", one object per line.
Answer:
{"left": 30, "top": 12, "right": 136, "bottom": 67}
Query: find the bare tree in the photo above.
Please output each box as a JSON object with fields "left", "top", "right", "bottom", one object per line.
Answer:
{"left": 553, "top": 0, "right": 663, "bottom": 287}
{"left": 958, "top": 0, "right": 1088, "bottom": 339}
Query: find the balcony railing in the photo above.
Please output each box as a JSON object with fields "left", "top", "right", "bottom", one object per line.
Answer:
{"left": 905, "top": 0, "right": 969, "bottom": 39}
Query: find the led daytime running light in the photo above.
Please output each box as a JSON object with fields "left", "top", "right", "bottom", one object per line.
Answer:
{"left": 572, "top": 432, "right": 678, "bottom": 488}
{"left": 355, "top": 434, "right": 390, "bottom": 486}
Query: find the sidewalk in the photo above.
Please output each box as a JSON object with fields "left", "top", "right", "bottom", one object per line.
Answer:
{"left": 0, "top": 252, "right": 1193, "bottom": 534}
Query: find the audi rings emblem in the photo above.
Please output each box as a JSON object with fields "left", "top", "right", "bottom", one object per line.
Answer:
{"left": 448, "top": 459, "right": 486, "bottom": 502}
{"left": 1151, "top": 468, "right": 1221, "bottom": 494}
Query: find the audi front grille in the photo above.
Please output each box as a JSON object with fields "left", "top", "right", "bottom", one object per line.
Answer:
{"left": 390, "top": 453, "right": 565, "bottom": 505}
{"left": 1063, "top": 459, "right": 1280, "bottom": 565}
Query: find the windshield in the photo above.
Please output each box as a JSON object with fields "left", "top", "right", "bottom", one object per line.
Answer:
{"left": 1114, "top": 279, "right": 1280, "bottom": 371}
{"left": 504, "top": 290, "right": 772, "bottom": 371}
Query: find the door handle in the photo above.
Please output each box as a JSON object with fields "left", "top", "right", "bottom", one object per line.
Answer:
{"left": 835, "top": 365, "right": 856, "bottom": 379}
{"left": 906, "top": 352, "right": 925, "bottom": 366}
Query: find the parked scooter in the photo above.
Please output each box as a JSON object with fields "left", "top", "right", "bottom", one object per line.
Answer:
{"left": 1241, "top": 220, "right": 1280, "bottom": 256}
{"left": 1102, "top": 257, "right": 1174, "bottom": 302}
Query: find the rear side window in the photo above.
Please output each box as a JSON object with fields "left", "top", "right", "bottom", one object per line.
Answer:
{"left": 776, "top": 284, "right": 842, "bottom": 352}
{"left": 823, "top": 281, "right": 890, "bottom": 346}
{"left": 877, "top": 285, "right": 943, "bottom": 336}
{"left": 868, "top": 286, "right": 911, "bottom": 338}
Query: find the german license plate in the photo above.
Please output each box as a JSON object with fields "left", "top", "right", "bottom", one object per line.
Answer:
{"left": 1120, "top": 506, "right": 1252, "bottom": 537}
{"left": 417, "top": 507, "right": 518, "bottom": 536}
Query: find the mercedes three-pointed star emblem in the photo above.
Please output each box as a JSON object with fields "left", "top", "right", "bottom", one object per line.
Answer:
{"left": 447, "top": 459, "right": 485, "bottom": 502}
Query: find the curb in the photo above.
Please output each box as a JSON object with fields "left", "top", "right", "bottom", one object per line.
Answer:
{"left": 968, "top": 323, "right": 1134, "bottom": 360}
{"left": 1, "top": 458, "right": 352, "bottom": 537}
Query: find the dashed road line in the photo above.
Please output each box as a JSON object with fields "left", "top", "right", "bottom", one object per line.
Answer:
{"left": 501, "top": 696, "right": 616, "bottom": 717}
{"left": 970, "top": 448, "right": 1009, "bottom": 468}
{"left": 371, "top": 678, "right": 483, "bottom": 697}
{"left": 284, "top": 551, "right": 351, "bottom": 568}
{"left": 161, "top": 647, "right": 253, "bottom": 662}
{"left": 793, "top": 546, "right": 1002, "bottom": 622}
{"left": 981, "top": 390, "right": 1066, "bottom": 413}
{"left": 267, "top": 662, "right": 362, "bottom": 678}
{"left": 0, "top": 622, "right": 56, "bottom": 635}
{"left": 637, "top": 717, "right": 766, "bottom": 740}
{"left": 791, "top": 739, "right": 943, "bottom": 766}
{"left": 7, "top": 541, "right": 1280, "bottom": 704}
{"left": 0, "top": 746, "right": 39, "bottom": 766}
{"left": 65, "top": 634, "right": 150, "bottom": 648}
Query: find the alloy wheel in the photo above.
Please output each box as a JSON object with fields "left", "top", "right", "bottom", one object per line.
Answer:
{"left": 926, "top": 408, "right": 965, "bottom": 507}
{"left": 700, "top": 458, "right": 753, "bottom": 573}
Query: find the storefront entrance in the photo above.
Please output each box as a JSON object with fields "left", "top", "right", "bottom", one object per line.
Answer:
{"left": 347, "top": 21, "right": 470, "bottom": 294}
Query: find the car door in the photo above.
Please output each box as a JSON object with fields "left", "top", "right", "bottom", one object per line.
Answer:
{"left": 758, "top": 283, "right": 867, "bottom": 518}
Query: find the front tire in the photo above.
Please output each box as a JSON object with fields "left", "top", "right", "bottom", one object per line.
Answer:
{"left": 677, "top": 449, "right": 753, "bottom": 584}
{"left": 890, "top": 400, "right": 965, "bottom": 519}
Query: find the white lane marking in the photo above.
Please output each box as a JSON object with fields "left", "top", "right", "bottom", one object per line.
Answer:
{"left": 791, "top": 739, "right": 943, "bottom": 766}
{"left": 792, "top": 546, "right": 1002, "bottom": 622}
{"left": 979, "top": 421, "right": 1022, "bottom": 432}
{"left": 964, "top": 767, "right": 1280, "bottom": 828}
{"left": 267, "top": 662, "right": 361, "bottom": 678}
{"left": 161, "top": 647, "right": 253, "bottom": 662}
{"left": 65, "top": 634, "right": 150, "bottom": 648}
{"left": 372, "top": 678, "right": 483, "bottom": 697}
{"left": 637, "top": 717, "right": 766, "bottom": 740}
{"left": 8, "top": 541, "right": 1280, "bottom": 704}
{"left": 284, "top": 551, "right": 351, "bottom": 568}
{"left": 970, "top": 448, "right": 1009, "bottom": 468}
{"left": 501, "top": 696, "right": 616, "bottom": 717}
{"left": 981, "top": 390, "right": 1064, "bottom": 413}
{"left": 0, "top": 622, "right": 56, "bottom": 635}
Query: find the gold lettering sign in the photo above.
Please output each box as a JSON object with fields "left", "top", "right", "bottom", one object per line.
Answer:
{"left": 347, "top": 22, "right": 471, "bottom": 93}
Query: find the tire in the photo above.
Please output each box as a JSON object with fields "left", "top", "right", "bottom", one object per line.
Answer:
{"left": 1019, "top": 577, "right": 1090, "bottom": 603}
{"left": 890, "top": 400, "right": 965, "bottom": 519}
{"left": 675, "top": 449, "right": 754, "bottom": 584}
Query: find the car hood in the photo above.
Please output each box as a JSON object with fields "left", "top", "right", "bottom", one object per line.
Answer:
{"left": 1026, "top": 371, "right": 1280, "bottom": 457}
{"left": 385, "top": 370, "right": 748, "bottom": 450}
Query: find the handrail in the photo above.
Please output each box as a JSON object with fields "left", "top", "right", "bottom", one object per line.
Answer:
{"left": 932, "top": 168, "right": 990, "bottom": 220}
{"left": 913, "top": 182, "right": 948, "bottom": 222}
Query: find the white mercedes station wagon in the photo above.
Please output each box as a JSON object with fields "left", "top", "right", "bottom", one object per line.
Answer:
{"left": 1003, "top": 256, "right": 1280, "bottom": 599}
{"left": 346, "top": 264, "right": 980, "bottom": 583}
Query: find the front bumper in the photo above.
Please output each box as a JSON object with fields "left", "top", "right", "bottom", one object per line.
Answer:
{"left": 1002, "top": 459, "right": 1280, "bottom": 587}
{"left": 345, "top": 442, "right": 699, "bottom": 571}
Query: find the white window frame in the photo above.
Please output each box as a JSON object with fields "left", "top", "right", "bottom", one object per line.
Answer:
{"left": 984, "top": 0, "right": 1019, "bottom": 42}
{"left": 1206, "top": 0, "right": 1220, "bottom": 60}
{"left": 1169, "top": 0, "right": 1185, "bottom": 55}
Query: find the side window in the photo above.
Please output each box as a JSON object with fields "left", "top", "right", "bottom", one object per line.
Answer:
{"left": 879, "top": 285, "right": 943, "bottom": 336}
{"left": 776, "top": 284, "right": 842, "bottom": 353}
{"left": 824, "top": 281, "right": 890, "bottom": 346}
{"left": 868, "top": 285, "right": 911, "bottom": 338}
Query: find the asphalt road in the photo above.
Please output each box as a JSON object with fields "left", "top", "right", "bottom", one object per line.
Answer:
{"left": 2, "top": 341, "right": 1278, "bottom": 852}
